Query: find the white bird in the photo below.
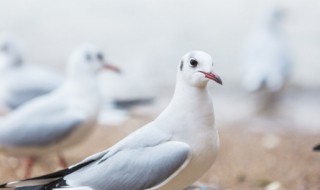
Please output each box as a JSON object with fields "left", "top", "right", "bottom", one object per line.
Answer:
{"left": 0, "top": 36, "right": 63, "bottom": 111}
{"left": 0, "top": 50, "right": 222, "bottom": 190}
{"left": 242, "top": 7, "right": 291, "bottom": 112}
{"left": 0, "top": 45, "right": 120, "bottom": 178}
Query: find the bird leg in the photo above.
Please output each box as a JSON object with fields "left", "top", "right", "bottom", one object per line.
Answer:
{"left": 57, "top": 153, "right": 68, "bottom": 168}
{"left": 23, "top": 157, "right": 35, "bottom": 178}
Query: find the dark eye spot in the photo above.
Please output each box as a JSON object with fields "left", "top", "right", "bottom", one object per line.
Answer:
{"left": 189, "top": 58, "right": 198, "bottom": 68}
{"left": 1, "top": 44, "right": 8, "bottom": 52}
{"left": 85, "top": 53, "right": 91, "bottom": 61}
{"left": 97, "top": 53, "right": 104, "bottom": 61}
{"left": 180, "top": 60, "right": 184, "bottom": 71}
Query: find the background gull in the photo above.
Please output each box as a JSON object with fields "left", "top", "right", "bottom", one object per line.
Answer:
{"left": 97, "top": 97, "right": 154, "bottom": 126}
{"left": 0, "top": 44, "right": 120, "bottom": 178}
{"left": 0, "top": 34, "right": 152, "bottom": 125}
{"left": 241, "top": 7, "right": 292, "bottom": 114}
{"left": 0, "top": 50, "right": 222, "bottom": 190}
{"left": 313, "top": 144, "right": 320, "bottom": 151}
{"left": 0, "top": 35, "right": 63, "bottom": 111}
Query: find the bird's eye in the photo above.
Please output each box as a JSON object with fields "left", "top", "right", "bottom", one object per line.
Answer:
{"left": 1, "top": 44, "right": 8, "bottom": 52}
{"left": 97, "top": 53, "right": 104, "bottom": 61}
{"left": 85, "top": 53, "right": 91, "bottom": 61}
{"left": 189, "top": 59, "right": 198, "bottom": 68}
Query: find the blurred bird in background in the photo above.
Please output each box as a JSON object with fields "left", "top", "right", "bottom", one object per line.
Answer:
{"left": 313, "top": 144, "right": 320, "bottom": 151}
{"left": 98, "top": 97, "right": 154, "bottom": 126}
{"left": 0, "top": 34, "right": 63, "bottom": 112}
{"left": 0, "top": 34, "right": 151, "bottom": 126}
{"left": 0, "top": 51, "right": 222, "bottom": 190}
{"left": 242, "top": 7, "right": 292, "bottom": 114}
{"left": 0, "top": 45, "right": 120, "bottom": 178}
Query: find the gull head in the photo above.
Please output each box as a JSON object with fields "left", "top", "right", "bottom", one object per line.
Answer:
{"left": 0, "top": 35, "right": 23, "bottom": 67}
{"left": 68, "top": 44, "right": 121, "bottom": 77}
{"left": 178, "top": 50, "right": 222, "bottom": 87}
{"left": 265, "top": 6, "right": 285, "bottom": 28}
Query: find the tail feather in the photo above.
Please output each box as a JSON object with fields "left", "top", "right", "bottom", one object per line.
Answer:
{"left": 0, "top": 160, "right": 95, "bottom": 189}
{"left": 16, "top": 185, "right": 43, "bottom": 190}
{"left": 4, "top": 178, "right": 59, "bottom": 188}
{"left": 6, "top": 178, "right": 67, "bottom": 190}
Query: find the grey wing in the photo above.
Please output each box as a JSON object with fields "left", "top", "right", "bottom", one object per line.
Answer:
{"left": 0, "top": 107, "right": 85, "bottom": 147}
{"left": 64, "top": 141, "right": 190, "bottom": 190}
{"left": 4, "top": 86, "right": 53, "bottom": 109}
{"left": 1, "top": 69, "right": 62, "bottom": 109}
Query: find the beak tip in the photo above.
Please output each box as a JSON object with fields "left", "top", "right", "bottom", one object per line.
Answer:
{"left": 199, "top": 71, "right": 223, "bottom": 85}
{"left": 105, "top": 63, "right": 121, "bottom": 74}
{"left": 214, "top": 75, "right": 223, "bottom": 85}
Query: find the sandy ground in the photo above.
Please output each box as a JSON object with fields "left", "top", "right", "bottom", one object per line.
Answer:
{"left": 0, "top": 114, "right": 319, "bottom": 190}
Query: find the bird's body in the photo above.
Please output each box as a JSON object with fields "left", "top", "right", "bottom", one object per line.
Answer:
{"left": 0, "top": 45, "right": 120, "bottom": 177}
{"left": 242, "top": 23, "right": 290, "bottom": 92}
{"left": 65, "top": 82, "right": 219, "bottom": 190}
{"left": 242, "top": 8, "right": 291, "bottom": 113}
{"left": 243, "top": 9, "right": 291, "bottom": 92}
{"left": 0, "top": 78, "right": 99, "bottom": 157}
{"left": 151, "top": 78, "right": 218, "bottom": 189}
{"left": 0, "top": 50, "right": 222, "bottom": 190}
{"left": 0, "top": 36, "right": 63, "bottom": 110}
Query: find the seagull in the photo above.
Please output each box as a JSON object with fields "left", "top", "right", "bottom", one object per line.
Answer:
{"left": 0, "top": 44, "right": 120, "bottom": 178}
{"left": 0, "top": 50, "right": 222, "bottom": 190}
{"left": 0, "top": 35, "right": 63, "bottom": 111}
{"left": 0, "top": 36, "right": 150, "bottom": 122}
{"left": 313, "top": 144, "right": 320, "bottom": 151}
{"left": 242, "top": 7, "right": 291, "bottom": 112}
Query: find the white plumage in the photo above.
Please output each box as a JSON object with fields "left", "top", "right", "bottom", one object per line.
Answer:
{"left": 0, "top": 44, "right": 120, "bottom": 178}
{"left": 0, "top": 35, "right": 63, "bottom": 110}
{"left": 243, "top": 8, "right": 291, "bottom": 92}
{"left": 242, "top": 7, "right": 291, "bottom": 112}
{"left": 0, "top": 50, "right": 222, "bottom": 190}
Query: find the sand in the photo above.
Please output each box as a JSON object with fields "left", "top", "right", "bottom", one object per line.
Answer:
{"left": 0, "top": 115, "right": 319, "bottom": 190}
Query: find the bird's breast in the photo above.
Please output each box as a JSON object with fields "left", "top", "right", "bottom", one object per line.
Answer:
{"left": 157, "top": 130, "right": 219, "bottom": 190}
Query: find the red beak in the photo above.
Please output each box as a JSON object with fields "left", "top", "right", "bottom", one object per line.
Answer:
{"left": 104, "top": 63, "right": 121, "bottom": 74}
{"left": 199, "top": 71, "right": 223, "bottom": 85}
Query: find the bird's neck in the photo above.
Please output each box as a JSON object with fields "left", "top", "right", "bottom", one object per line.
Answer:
{"left": 158, "top": 77, "right": 215, "bottom": 132}
{"left": 170, "top": 80, "right": 212, "bottom": 111}
{"left": 65, "top": 75, "right": 101, "bottom": 115}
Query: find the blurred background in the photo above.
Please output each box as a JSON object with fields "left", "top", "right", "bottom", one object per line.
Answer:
{"left": 0, "top": 0, "right": 319, "bottom": 189}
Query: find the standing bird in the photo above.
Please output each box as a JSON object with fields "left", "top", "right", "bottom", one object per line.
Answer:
{"left": 0, "top": 36, "right": 63, "bottom": 111}
{"left": 242, "top": 8, "right": 291, "bottom": 113}
{"left": 0, "top": 50, "right": 222, "bottom": 190}
{"left": 0, "top": 45, "right": 120, "bottom": 178}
